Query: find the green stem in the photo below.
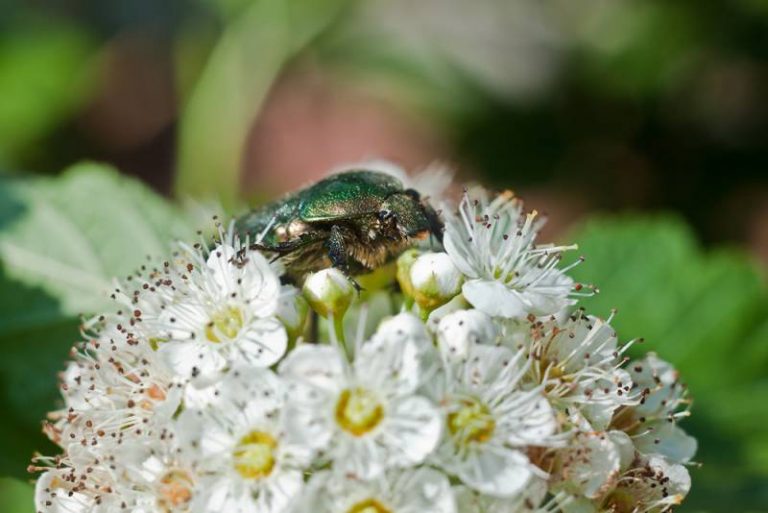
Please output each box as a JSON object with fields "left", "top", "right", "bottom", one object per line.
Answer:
{"left": 330, "top": 313, "right": 350, "bottom": 360}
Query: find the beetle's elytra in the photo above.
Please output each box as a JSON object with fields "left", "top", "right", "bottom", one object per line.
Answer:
{"left": 235, "top": 170, "right": 443, "bottom": 283}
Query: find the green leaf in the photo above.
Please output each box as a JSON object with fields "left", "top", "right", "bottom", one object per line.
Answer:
{"left": 0, "top": 163, "right": 194, "bottom": 477}
{"left": 0, "top": 163, "right": 194, "bottom": 323}
{"left": 175, "top": 0, "right": 353, "bottom": 204}
{"left": 570, "top": 215, "right": 767, "bottom": 392}
{"left": 0, "top": 478, "right": 34, "bottom": 513}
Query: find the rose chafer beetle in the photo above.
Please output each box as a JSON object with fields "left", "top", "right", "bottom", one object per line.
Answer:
{"left": 235, "top": 170, "right": 443, "bottom": 286}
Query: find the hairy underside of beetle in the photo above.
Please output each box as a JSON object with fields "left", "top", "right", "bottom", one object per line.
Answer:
{"left": 278, "top": 222, "right": 417, "bottom": 280}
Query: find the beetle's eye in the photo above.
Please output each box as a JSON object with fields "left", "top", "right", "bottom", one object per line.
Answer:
{"left": 378, "top": 209, "right": 392, "bottom": 221}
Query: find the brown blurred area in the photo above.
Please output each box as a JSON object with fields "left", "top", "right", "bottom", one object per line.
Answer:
{"left": 242, "top": 65, "right": 451, "bottom": 195}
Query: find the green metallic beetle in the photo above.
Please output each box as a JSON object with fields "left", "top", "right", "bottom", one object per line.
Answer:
{"left": 235, "top": 170, "right": 443, "bottom": 285}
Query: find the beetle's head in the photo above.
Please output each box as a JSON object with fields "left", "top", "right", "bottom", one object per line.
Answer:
{"left": 378, "top": 190, "right": 443, "bottom": 242}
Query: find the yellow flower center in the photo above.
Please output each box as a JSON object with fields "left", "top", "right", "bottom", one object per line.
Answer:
{"left": 232, "top": 431, "right": 277, "bottom": 479}
{"left": 447, "top": 398, "right": 496, "bottom": 445}
{"left": 346, "top": 498, "right": 392, "bottom": 513}
{"left": 205, "top": 306, "right": 244, "bottom": 343}
{"left": 157, "top": 469, "right": 194, "bottom": 513}
{"left": 335, "top": 388, "right": 385, "bottom": 436}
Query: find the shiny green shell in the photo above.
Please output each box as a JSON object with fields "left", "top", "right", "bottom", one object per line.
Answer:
{"left": 235, "top": 170, "right": 405, "bottom": 244}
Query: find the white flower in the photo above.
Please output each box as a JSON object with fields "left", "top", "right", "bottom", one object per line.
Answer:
{"left": 511, "top": 311, "right": 637, "bottom": 431}
{"left": 443, "top": 189, "right": 577, "bottom": 319}
{"left": 279, "top": 326, "right": 441, "bottom": 480}
{"left": 431, "top": 344, "right": 559, "bottom": 497}
{"left": 624, "top": 354, "right": 697, "bottom": 464}
{"left": 145, "top": 243, "right": 286, "bottom": 383}
{"left": 175, "top": 367, "right": 311, "bottom": 513}
{"left": 297, "top": 468, "right": 455, "bottom": 513}
{"left": 50, "top": 322, "right": 183, "bottom": 448}
{"left": 553, "top": 431, "right": 634, "bottom": 500}
{"left": 106, "top": 434, "right": 200, "bottom": 513}
{"left": 601, "top": 455, "right": 691, "bottom": 512}
{"left": 34, "top": 445, "right": 124, "bottom": 513}
{"left": 35, "top": 470, "right": 107, "bottom": 513}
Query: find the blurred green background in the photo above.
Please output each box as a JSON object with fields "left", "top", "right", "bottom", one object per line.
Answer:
{"left": 0, "top": 0, "right": 766, "bottom": 511}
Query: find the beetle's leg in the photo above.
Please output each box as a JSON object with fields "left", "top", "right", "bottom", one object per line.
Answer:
{"left": 250, "top": 234, "right": 319, "bottom": 261}
{"left": 423, "top": 202, "right": 444, "bottom": 246}
{"left": 326, "top": 225, "right": 363, "bottom": 293}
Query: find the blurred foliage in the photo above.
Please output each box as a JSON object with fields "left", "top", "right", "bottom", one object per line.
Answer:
{"left": 0, "top": 21, "right": 95, "bottom": 169}
{"left": 0, "top": 478, "right": 33, "bottom": 513}
{"left": 175, "top": 0, "right": 354, "bottom": 204}
{"left": 570, "top": 216, "right": 768, "bottom": 511}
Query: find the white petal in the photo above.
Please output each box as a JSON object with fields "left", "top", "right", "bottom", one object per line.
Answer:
{"left": 237, "top": 319, "right": 288, "bottom": 367}
{"left": 633, "top": 421, "right": 697, "bottom": 464}
{"left": 239, "top": 252, "right": 281, "bottom": 317}
{"left": 206, "top": 244, "right": 238, "bottom": 293}
{"left": 393, "top": 468, "right": 456, "bottom": 513}
{"left": 35, "top": 472, "right": 91, "bottom": 513}
{"left": 462, "top": 280, "right": 527, "bottom": 318}
{"left": 560, "top": 432, "right": 620, "bottom": 499}
{"left": 159, "top": 340, "right": 226, "bottom": 383}
{"left": 383, "top": 395, "right": 443, "bottom": 468}
{"left": 647, "top": 455, "right": 692, "bottom": 498}
{"left": 356, "top": 337, "right": 422, "bottom": 396}
{"left": 501, "top": 394, "right": 557, "bottom": 445}
{"left": 334, "top": 436, "right": 388, "bottom": 480}
{"left": 443, "top": 225, "right": 481, "bottom": 279}
{"left": 278, "top": 344, "right": 345, "bottom": 393}
{"left": 456, "top": 447, "right": 533, "bottom": 498}
{"left": 437, "top": 309, "right": 498, "bottom": 359}
{"left": 518, "top": 272, "right": 575, "bottom": 316}
{"left": 426, "top": 294, "right": 471, "bottom": 333}
{"left": 373, "top": 312, "right": 433, "bottom": 352}
{"left": 608, "top": 430, "right": 636, "bottom": 471}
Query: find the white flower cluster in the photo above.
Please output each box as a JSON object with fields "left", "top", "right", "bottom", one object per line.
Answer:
{"left": 33, "top": 187, "right": 696, "bottom": 513}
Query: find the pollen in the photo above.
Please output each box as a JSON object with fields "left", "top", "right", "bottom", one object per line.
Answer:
{"left": 447, "top": 398, "right": 496, "bottom": 445}
{"left": 232, "top": 430, "right": 278, "bottom": 479}
{"left": 335, "top": 388, "right": 385, "bottom": 436}
{"left": 205, "top": 305, "right": 244, "bottom": 343}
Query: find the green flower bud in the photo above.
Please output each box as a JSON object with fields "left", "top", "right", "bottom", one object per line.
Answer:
{"left": 396, "top": 248, "right": 422, "bottom": 300}
{"left": 303, "top": 268, "right": 354, "bottom": 319}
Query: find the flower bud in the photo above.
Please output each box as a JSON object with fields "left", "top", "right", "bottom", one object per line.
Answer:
{"left": 409, "top": 252, "right": 463, "bottom": 312}
{"left": 437, "top": 309, "right": 498, "bottom": 359}
{"left": 426, "top": 294, "right": 470, "bottom": 332}
{"left": 276, "top": 285, "right": 309, "bottom": 341}
{"left": 302, "top": 268, "right": 354, "bottom": 319}
{"left": 396, "top": 248, "right": 421, "bottom": 299}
